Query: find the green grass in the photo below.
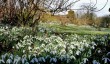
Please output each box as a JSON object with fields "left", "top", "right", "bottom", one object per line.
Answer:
{"left": 40, "top": 23, "right": 110, "bottom": 35}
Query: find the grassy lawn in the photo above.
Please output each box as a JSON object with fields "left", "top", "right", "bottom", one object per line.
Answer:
{"left": 40, "top": 23, "right": 110, "bottom": 35}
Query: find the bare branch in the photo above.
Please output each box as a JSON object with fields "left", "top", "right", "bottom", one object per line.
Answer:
{"left": 93, "top": 0, "right": 108, "bottom": 12}
{"left": 71, "top": 0, "right": 108, "bottom": 12}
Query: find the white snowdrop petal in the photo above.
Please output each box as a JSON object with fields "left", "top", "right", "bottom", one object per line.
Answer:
{"left": 31, "top": 58, "right": 35, "bottom": 63}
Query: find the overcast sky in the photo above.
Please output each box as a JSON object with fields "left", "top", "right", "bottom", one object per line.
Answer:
{"left": 72, "top": 0, "right": 110, "bottom": 16}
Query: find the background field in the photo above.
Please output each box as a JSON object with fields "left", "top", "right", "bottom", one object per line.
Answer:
{"left": 40, "top": 23, "right": 110, "bottom": 35}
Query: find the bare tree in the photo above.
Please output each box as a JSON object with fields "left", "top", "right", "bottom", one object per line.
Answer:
{"left": 79, "top": 3, "right": 97, "bottom": 25}
{"left": 0, "top": 0, "right": 16, "bottom": 24}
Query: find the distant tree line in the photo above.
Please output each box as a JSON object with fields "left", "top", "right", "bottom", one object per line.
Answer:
{"left": 0, "top": 0, "right": 80, "bottom": 27}
{"left": 0, "top": 0, "right": 110, "bottom": 28}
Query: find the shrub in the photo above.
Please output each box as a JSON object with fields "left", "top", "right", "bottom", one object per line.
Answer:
{"left": 67, "top": 10, "right": 76, "bottom": 24}
{"left": 100, "top": 15, "right": 110, "bottom": 28}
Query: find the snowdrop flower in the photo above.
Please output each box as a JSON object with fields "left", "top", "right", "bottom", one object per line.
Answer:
{"left": 74, "top": 43, "right": 80, "bottom": 46}
{"left": 102, "top": 57, "right": 110, "bottom": 63}
{"left": 33, "top": 54, "right": 37, "bottom": 57}
{"left": 36, "top": 37, "right": 43, "bottom": 41}
{"left": 76, "top": 50, "right": 81, "bottom": 55}
{"left": 9, "top": 54, "right": 13, "bottom": 59}
{"left": 22, "top": 40, "right": 26, "bottom": 45}
{"left": 23, "top": 50, "right": 26, "bottom": 53}
{"left": 85, "top": 43, "right": 89, "bottom": 47}
{"left": 70, "top": 45, "right": 76, "bottom": 49}
{"left": 13, "top": 55, "right": 21, "bottom": 64}
{"left": 53, "top": 46, "right": 58, "bottom": 50}
{"left": 107, "top": 52, "right": 110, "bottom": 56}
{"left": 41, "top": 44, "right": 45, "bottom": 48}
{"left": 28, "top": 55, "right": 31, "bottom": 60}
{"left": 1, "top": 53, "right": 8, "bottom": 60}
{"left": 60, "top": 55, "right": 65, "bottom": 61}
{"left": 50, "top": 51, "right": 57, "bottom": 55}
{"left": 27, "top": 42, "right": 32, "bottom": 46}
{"left": 60, "top": 49, "right": 66, "bottom": 55}
{"left": 50, "top": 58, "right": 57, "bottom": 63}
{"left": 41, "top": 57, "right": 46, "bottom": 62}
{"left": 22, "top": 57, "right": 27, "bottom": 64}
{"left": 83, "top": 58, "right": 88, "bottom": 63}
{"left": 6, "top": 59, "right": 12, "bottom": 64}
{"left": 55, "top": 37, "right": 63, "bottom": 43}
{"left": 88, "top": 49, "right": 91, "bottom": 55}
{"left": 25, "top": 62, "right": 29, "bottom": 64}
{"left": 4, "top": 31, "right": 9, "bottom": 34}
{"left": 83, "top": 40, "right": 87, "bottom": 43}
{"left": 67, "top": 58, "right": 71, "bottom": 63}
{"left": 70, "top": 55, "right": 76, "bottom": 60}
{"left": 63, "top": 44, "right": 66, "bottom": 48}
{"left": 0, "top": 29, "right": 5, "bottom": 32}
{"left": 71, "top": 42, "right": 76, "bottom": 45}
{"left": 33, "top": 0, "right": 37, "bottom": 4}
{"left": 38, "top": 57, "right": 45, "bottom": 62}
{"left": 45, "top": 55, "right": 50, "bottom": 59}
{"left": 18, "top": 42, "right": 22, "bottom": 47}
{"left": 91, "top": 42, "right": 97, "bottom": 46}
{"left": 0, "top": 59, "right": 5, "bottom": 63}
{"left": 73, "top": 37, "right": 77, "bottom": 41}
{"left": 79, "top": 46, "right": 85, "bottom": 51}
{"left": 80, "top": 62, "right": 84, "bottom": 64}
{"left": 16, "top": 45, "right": 19, "bottom": 49}
{"left": 34, "top": 46, "right": 39, "bottom": 50}
{"left": 30, "top": 58, "right": 38, "bottom": 63}
{"left": 34, "top": 58, "right": 39, "bottom": 62}
{"left": 58, "top": 44, "right": 63, "bottom": 47}
{"left": 30, "top": 58, "right": 35, "bottom": 63}
{"left": 98, "top": 50, "right": 101, "bottom": 53}
{"left": 1, "top": 55, "right": 5, "bottom": 60}
{"left": 69, "top": 50, "right": 73, "bottom": 54}
{"left": 91, "top": 46, "right": 95, "bottom": 49}
{"left": 92, "top": 60, "right": 100, "bottom": 64}
{"left": 23, "top": 35, "right": 29, "bottom": 40}
{"left": 28, "top": 46, "right": 32, "bottom": 50}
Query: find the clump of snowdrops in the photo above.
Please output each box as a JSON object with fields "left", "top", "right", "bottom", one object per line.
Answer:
{"left": 0, "top": 25, "right": 110, "bottom": 64}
